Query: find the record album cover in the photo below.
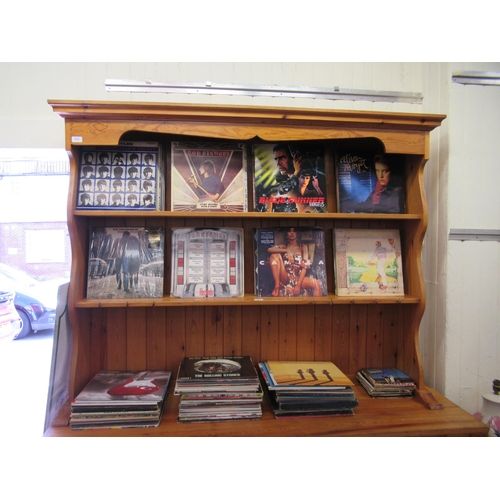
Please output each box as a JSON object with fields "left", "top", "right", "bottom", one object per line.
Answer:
{"left": 263, "top": 360, "right": 354, "bottom": 388}
{"left": 171, "top": 227, "right": 244, "bottom": 298}
{"left": 176, "top": 356, "right": 259, "bottom": 383}
{"left": 77, "top": 143, "right": 161, "bottom": 210}
{"left": 359, "top": 368, "right": 416, "bottom": 387}
{"left": 253, "top": 142, "right": 327, "bottom": 213}
{"left": 171, "top": 141, "right": 247, "bottom": 212}
{"left": 87, "top": 226, "right": 165, "bottom": 299}
{"left": 336, "top": 150, "right": 405, "bottom": 214}
{"left": 333, "top": 228, "right": 404, "bottom": 296}
{"left": 72, "top": 370, "right": 172, "bottom": 405}
{"left": 253, "top": 227, "right": 327, "bottom": 297}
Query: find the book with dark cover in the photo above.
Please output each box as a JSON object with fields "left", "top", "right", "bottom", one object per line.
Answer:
{"left": 77, "top": 143, "right": 162, "bottom": 211}
{"left": 253, "top": 142, "right": 327, "bottom": 213}
{"left": 87, "top": 226, "right": 164, "bottom": 300}
{"left": 171, "top": 140, "right": 247, "bottom": 212}
{"left": 253, "top": 227, "right": 327, "bottom": 297}
{"left": 171, "top": 227, "right": 244, "bottom": 298}
{"left": 336, "top": 150, "right": 406, "bottom": 214}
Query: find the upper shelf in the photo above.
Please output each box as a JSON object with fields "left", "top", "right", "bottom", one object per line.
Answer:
{"left": 49, "top": 100, "right": 446, "bottom": 156}
{"left": 73, "top": 210, "right": 424, "bottom": 220}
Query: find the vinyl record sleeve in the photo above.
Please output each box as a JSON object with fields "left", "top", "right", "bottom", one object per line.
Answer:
{"left": 176, "top": 356, "right": 258, "bottom": 382}
{"left": 253, "top": 227, "right": 327, "bottom": 297}
{"left": 171, "top": 227, "right": 244, "bottom": 298}
{"left": 87, "top": 226, "right": 165, "bottom": 299}
{"left": 336, "top": 150, "right": 406, "bottom": 214}
{"left": 253, "top": 142, "right": 327, "bottom": 213}
{"left": 175, "top": 356, "right": 261, "bottom": 396}
{"left": 264, "top": 360, "right": 354, "bottom": 388}
{"left": 77, "top": 143, "right": 161, "bottom": 210}
{"left": 359, "top": 367, "right": 416, "bottom": 387}
{"left": 72, "top": 370, "right": 172, "bottom": 405}
{"left": 171, "top": 141, "right": 247, "bottom": 212}
{"left": 333, "top": 228, "right": 404, "bottom": 296}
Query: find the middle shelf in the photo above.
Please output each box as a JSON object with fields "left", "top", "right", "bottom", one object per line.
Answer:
{"left": 75, "top": 294, "right": 422, "bottom": 308}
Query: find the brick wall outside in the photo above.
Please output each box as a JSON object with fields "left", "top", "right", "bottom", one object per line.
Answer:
{"left": 0, "top": 221, "right": 71, "bottom": 281}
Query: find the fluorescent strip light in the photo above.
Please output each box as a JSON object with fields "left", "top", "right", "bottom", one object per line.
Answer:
{"left": 452, "top": 71, "right": 500, "bottom": 86}
{"left": 104, "top": 79, "right": 423, "bottom": 104}
{"left": 449, "top": 229, "right": 500, "bottom": 242}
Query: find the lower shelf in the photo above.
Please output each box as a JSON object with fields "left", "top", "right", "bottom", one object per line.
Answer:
{"left": 44, "top": 381, "right": 488, "bottom": 437}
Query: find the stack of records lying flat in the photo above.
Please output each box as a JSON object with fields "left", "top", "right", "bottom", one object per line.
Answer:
{"left": 175, "top": 356, "right": 263, "bottom": 423}
{"left": 70, "top": 370, "right": 171, "bottom": 430}
{"left": 259, "top": 360, "right": 358, "bottom": 418}
{"left": 357, "top": 368, "right": 416, "bottom": 398}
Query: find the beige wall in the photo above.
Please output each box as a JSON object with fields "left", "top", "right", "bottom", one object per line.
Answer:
{"left": 1, "top": 61, "right": 498, "bottom": 417}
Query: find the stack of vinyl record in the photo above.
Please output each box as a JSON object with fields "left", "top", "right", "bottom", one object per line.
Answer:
{"left": 258, "top": 360, "right": 358, "bottom": 418}
{"left": 356, "top": 367, "right": 416, "bottom": 398}
{"left": 175, "top": 356, "right": 263, "bottom": 423}
{"left": 70, "top": 370, "right": 171, "bottom": 430}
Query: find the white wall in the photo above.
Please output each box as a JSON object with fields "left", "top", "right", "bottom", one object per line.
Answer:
{"left": 419, "top": 62, "right": 500, "bottom": 416}
{"left": 1, "top": 62, "right": 498, "bottom": 417}
{"left": 0, "top": 62, "right": 424, "bottom": 148}
{"left": 420, "top": 62, "right": 450, "bottom": 394}
{"left": 444, "top": 62, "right": 500, "bottom": 414}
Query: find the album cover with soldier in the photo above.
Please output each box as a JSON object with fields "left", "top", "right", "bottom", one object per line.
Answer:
{"left": 253, "top": 142, "right": 327, "bottom": 213}
{"left": 76, "top": 143, "right": 161, "bottom": 211}
{"left": 87, "top": 226, "right": 165, "bottom": 299}
{"left": 170, "top": 141, "right": 247, "bottom": 212}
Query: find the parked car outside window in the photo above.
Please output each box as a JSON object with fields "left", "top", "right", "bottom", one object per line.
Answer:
{"left": 0, "top": 289, "right": 23, "bottom": 341}
{"left": 0, "top": 263, "right": 68, "bottom": 340}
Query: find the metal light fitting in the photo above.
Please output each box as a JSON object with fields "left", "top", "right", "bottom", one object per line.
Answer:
{"left": 452, "top": 71, "right": 500, "bottom": 86}
{"left": 104, "top": 79, "right": 423, "bottom": 104}
{"left": 449, "top": 229, "right": 500, "bottom": 242}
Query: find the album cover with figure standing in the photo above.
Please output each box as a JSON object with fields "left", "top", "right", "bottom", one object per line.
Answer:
{"left": 333, "top": 228, "right": 404, "bottom": 296}
{"left": 170, "top": 141, "right": 247, "bottom": 212}
{"left": 87, "top": 226, "right": 165, "bottom": 299}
